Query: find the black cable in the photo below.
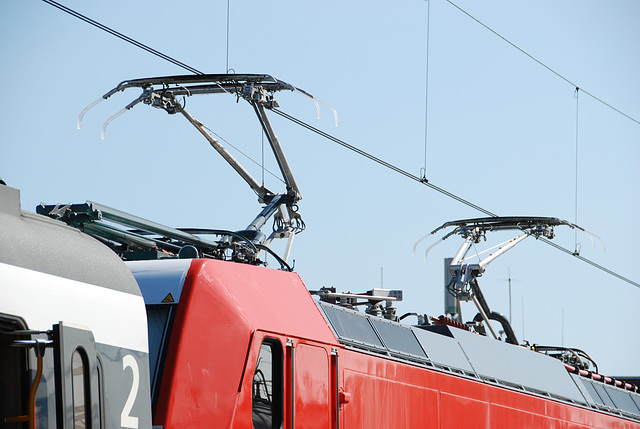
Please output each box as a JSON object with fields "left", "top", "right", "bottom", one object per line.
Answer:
{"left": 39, "top": 0, "right": 639, "bottom": 288}
{"left": 42, "top": 0, "right": 204, "bottom": 75}
{"left": 255, "top": 244, "right": 293, "bottom": 272}
{"left": 540, "top": 238, "right": 638, "bottom": 288}
{"left": 445, "top": 0, "right": 640, "bottom": 127}
{"left": 272, "top": 108, "right": 640, "bottom": 289}
{"left": 423, "top": 0, "right": 431, "bottom": 179}
{"left": 226, "top": 0, "right": 231, "bottom": 72}
{"left": 272, "top": 108, "right": 496, "bottom": 216}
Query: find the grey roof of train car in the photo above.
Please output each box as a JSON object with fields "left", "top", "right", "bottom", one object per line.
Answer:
{"left": 0, "top": 184, "right": 140, "bottom": 296}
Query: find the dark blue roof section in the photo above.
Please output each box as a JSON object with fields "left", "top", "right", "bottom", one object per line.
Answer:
{"left": 320, "top": 303, "right": 385, "bottom": 351}
{"left": 603, "top": 385, "right": 639, "bottom": 415}
{"left": 574, "top": 374, "right": 640, "bottom": 418}
{"left": 369, "top": 318, "right": 427, "bottom": 360}
{"left": 317, "top": 301, "right": 640, "bottom": 409}
{"left": 127, "top": 259, "right": 192, "bottom": 304}
{"left": 411, "top": 326, "right": 475, "bottom": 373}
{"left": 319, "top": 302, "right": 428, "bottom": 361}
{"left": 435, "top": 323, "right": 586, "bottom": 403}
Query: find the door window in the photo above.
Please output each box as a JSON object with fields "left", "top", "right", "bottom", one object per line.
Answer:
{"left": 72, "top": 349, "right": 91, "bottom": 428}
{"left": 252, "top": 339, "right": 283, "bottom": 429}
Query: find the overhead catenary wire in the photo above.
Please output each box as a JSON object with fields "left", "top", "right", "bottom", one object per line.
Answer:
{"left": 422, "top": 0, "right": 431, "bottom": 180}
{"left": 272, "top": 108, "right": 495, "bottom": 217}
{"left": 40, "top": 0, "right": 640, "bottom": 289}
{"left": 226, "top": 0, "right": 231, "bottom": 72}
{"left": 445, "top": 0, "right": 640, "bottom": 127}
{"left": 574, "top": 87, "right": 580, "bottom": 254}
{"left": 271, "top": 108, "right": 640, "bottom": 290}
{"left": 42, "top": 0, "right": 638, "bottom": 128}
{"left": 540, "top": 237, "right": 636, "bottom": 287}
{"left": 42, "top": 0, "right": 204, "bottom": 76}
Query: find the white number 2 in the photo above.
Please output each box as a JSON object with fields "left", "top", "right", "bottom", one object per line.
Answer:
{"left": 121, "top": 354, "right": 140, "bottom": 429}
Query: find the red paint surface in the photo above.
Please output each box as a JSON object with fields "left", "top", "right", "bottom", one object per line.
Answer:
{"left": 339, "top": 348, "right": 639, "bottom": 428}
{"left": 294, "top": 343, "right": 331, "bottom": 428}
{"left": 151, "top": 259, "right": 640, "bottom": 428}
{"left": 154, "top": 260, "right": 337, "bottom": 428}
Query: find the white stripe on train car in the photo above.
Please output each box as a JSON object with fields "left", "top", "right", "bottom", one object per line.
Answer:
{"left": 0, "top": 262, "right": 148, "bottom": 353}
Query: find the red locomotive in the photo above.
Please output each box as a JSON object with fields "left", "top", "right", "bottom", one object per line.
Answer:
{"left": 2, "top": 74, "right": 639, "bottom": 428}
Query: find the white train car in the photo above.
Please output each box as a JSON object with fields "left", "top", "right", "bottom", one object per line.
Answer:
{"left": 1, "top": 182, "right": 152, "bottom": 429}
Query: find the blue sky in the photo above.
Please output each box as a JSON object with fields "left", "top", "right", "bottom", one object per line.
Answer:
{"left": 1, "top": 0, "right": 638, "bottom": 375}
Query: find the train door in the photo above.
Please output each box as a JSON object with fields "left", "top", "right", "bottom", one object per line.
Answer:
{"left": 52, "top": 322, "right": 100, "bottom": 429}
{"left": 249, "top": 336, "right": 339, "bottom": 429}
{"left": 293, "top": 343, "right": 331, "bottom": 429}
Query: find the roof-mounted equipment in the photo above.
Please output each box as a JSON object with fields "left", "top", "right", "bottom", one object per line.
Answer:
{"left": 36, "top": 200, "right": 291, "bottom": 270}
{"left": 532, "top": 345, "right": 598, "bottom": 372}
{"left": 414, "top": 216, "right": 603, "bottom": 344}
{"left": 311, "top": 287, "right": 403, "bottom": 321}
{"left": 76, "top": 74, "right": 335, "bottom": 264}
